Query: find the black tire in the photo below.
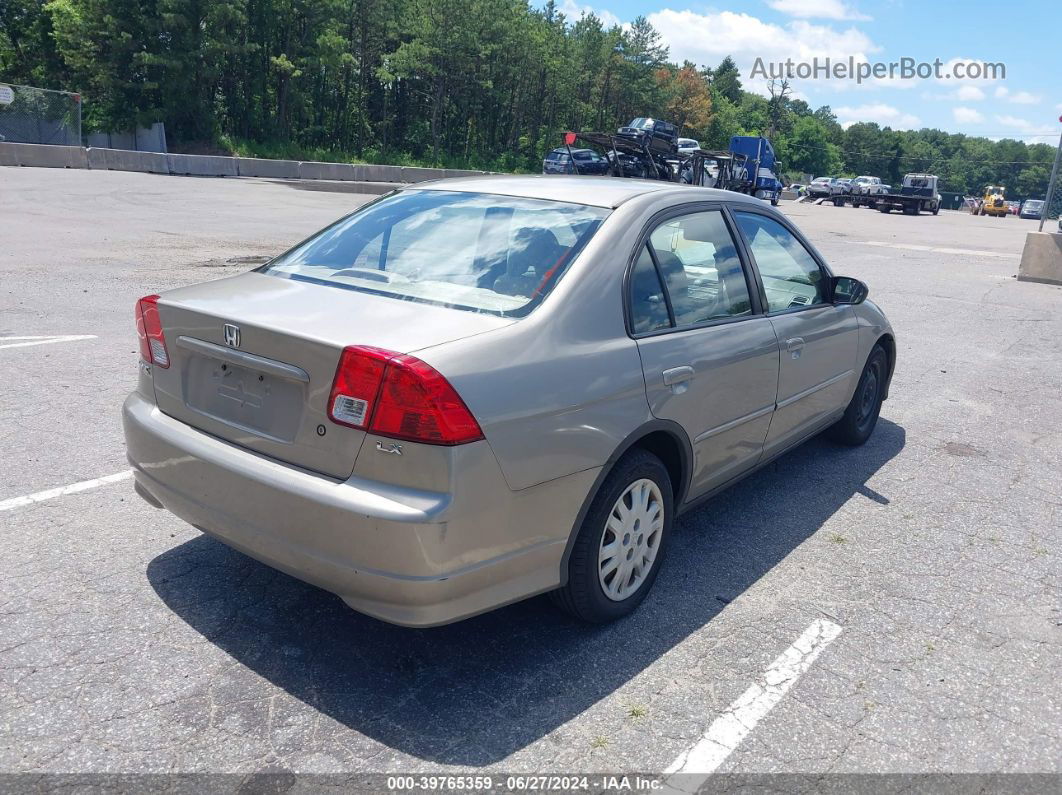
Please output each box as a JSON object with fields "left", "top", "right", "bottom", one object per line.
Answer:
{"left": 771, "top": 196, "right": 779, "bottom": 206}
{"left": 879, "top": 204, "right": 890, "bottom": 213}
{"left": 834, "top": 197, "right": 844, "bottom": 207}
{"left": 551, "top": 449, "right": 673, "bottom": 623}
{"left": 828, "top": 345, "right": 888, "bottom": 446}
{"left": 932, "top": 203, "right": 940, "bottom": 216}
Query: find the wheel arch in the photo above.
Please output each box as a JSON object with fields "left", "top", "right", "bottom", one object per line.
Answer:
{"left": 557, "top": 419, "right": 692, "bottom": 587}
{"left": 875, "top": 332, "right": 896, "bottom": 400}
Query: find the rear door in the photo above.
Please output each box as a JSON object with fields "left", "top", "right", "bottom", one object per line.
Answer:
{"left": 630, "top": 206, "right": 779, "bottom": 499}
{"left": 730, "top": 209, "right": 858, "bottom": 457}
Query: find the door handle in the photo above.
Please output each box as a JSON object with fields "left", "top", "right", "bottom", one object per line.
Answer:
{"left": 662, "top": 366, "right": 694, "bottom": 386}
{"left": 786, "top": 337, "right": 805, "bottom": 351}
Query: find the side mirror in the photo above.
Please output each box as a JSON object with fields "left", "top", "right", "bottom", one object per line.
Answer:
{"left": 831, "top": 276, "right": 869, "bottom": 305}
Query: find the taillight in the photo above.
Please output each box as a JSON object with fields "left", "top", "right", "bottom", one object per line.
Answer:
{"left": 328, "top": 346, "right": 483, "bottom": 445}
{"left": 135, "top": 295, "right": 169, "bottom": 368}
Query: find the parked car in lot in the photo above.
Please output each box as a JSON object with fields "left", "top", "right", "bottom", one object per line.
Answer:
{"left": 124, "top": 176, "right": 895, "bottom": 627}
{"left": 543, "top": 147, "right": 610, "bottom": 175}
{"left": 1020, "top": 199, "right": 1044, "bottom": 219}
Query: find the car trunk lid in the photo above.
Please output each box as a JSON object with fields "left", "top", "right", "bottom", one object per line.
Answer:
{"left": 149, "top": 271, "right": 513, "bottom": 479}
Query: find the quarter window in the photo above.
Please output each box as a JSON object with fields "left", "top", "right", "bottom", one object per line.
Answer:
{"left": 629, "top": 245, "right": 670, "bottom": 334}
{"left": 647, "top": 210, "right": 752, "bottom": 327}
{"left": 733, "top": 212, "right": 829, "bottom": 312}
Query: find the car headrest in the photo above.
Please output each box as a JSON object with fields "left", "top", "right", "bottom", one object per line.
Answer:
{"left": 507, "top": 227, "right": 563, "bottom": 276}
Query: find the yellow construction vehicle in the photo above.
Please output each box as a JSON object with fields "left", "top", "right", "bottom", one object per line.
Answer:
{"left": 980, "top": 185, "right": 1008, "bottom": 217}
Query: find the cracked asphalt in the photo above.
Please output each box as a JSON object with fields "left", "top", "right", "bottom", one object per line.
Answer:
{"left": 1, "top": 169, "right": 1060, "bottom": 779}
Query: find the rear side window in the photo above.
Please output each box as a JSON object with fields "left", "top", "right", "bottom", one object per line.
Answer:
{"left": 264, "top": 190, "right": 609, "bottom": 316}
{"left": 647, "top": 210, "right": 752, "bottom": 327}
{"left": 733, "top": 211, "right": 828, "bottom": 312}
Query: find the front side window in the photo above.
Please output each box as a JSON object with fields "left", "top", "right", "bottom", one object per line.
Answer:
{"left": 264, "top": 191, "right": 608, "bottom": 316}
{"left": 647, "top": 210, "right": 752, "bottom": 327}
{"left": 733, "top": 211, "right": 829, "bottom": 312}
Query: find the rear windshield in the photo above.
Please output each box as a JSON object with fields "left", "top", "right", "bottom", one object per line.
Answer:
{"left": 263, "top": 190, "right": 609, "bottom": 316}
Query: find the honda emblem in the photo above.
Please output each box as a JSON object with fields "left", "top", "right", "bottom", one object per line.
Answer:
{"left": 223, "top": 323, "right": 241, "bottom": 348}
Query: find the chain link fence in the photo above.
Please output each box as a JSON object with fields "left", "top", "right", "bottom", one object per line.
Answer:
{"left": 0, "top": 83, "right": 82, "bottom": 146}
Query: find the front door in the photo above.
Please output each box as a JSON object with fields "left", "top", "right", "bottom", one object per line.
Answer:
{"left": 730, "top": 210, "right": 858, "bottom": 456}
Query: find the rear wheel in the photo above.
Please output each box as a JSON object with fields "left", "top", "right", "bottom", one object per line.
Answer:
{"left": 879, "top": 204, "right": 891, "bottom": 213}
{"left": 551, "top": 449, "right": 673, "bottom": 622}
{"left": 828, "top": 345, "right": 887, "bottom": 446}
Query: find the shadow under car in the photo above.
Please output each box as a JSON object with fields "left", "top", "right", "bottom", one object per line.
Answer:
{"left": 147, "top": 419, "right": 905, "bottom": 765}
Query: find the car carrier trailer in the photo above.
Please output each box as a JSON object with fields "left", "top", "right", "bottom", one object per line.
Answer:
{"left": 561, "top": 130, "right": 750, "bottom": 192}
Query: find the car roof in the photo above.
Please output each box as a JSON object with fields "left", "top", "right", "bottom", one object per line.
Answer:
{"left": 406, "top": 174, "right": 766, "bottom": 209}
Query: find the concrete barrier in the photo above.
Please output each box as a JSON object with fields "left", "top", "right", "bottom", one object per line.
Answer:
{"left": 166, "top": 153, "right": 238, "bottom": 177}
{"left": 1, "top": 140, "right": 491, "bottom": 184}
{"left": 0, "top": 143, "right": 20, "bottom": 167}
{"left": 354, "top": 164, "right": 403, "bottom": 182}
{"left": 0, "top": 142, "right": 87, "bottom": 169}
{"left": 442, "top": 169, "right": 488, "bottom": 179}
{"left": 400, "top": 166, "right": 448, "bottom": 183}
{"left": 298, "top": 160, "right": 358, "bottom": 181}
{"left": 236, "top": 157, "right": 301, "bottom": 179}
{"left": 1017, "top": 231, "right": 1062, "bottom": 286}
{"left": 87, "top": 147, "right": 169, "bottom": 173}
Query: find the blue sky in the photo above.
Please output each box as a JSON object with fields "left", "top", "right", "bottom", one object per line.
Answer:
{"left": 557, "top": 0, "right": 1061, "bottom": 144}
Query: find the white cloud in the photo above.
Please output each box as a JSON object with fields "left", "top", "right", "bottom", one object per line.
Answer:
{"left": 955, "top": 85, "right": 985, "bottom": 101}
{"left": 646, "top": 9, "right": 879, "bottom": 97}
{"left": 995, "top": 86, "right": 1008, "bottom": 98}
{"left": 994, "top": 114, "right": 1059, "bottom": 144}
{"left": 953, "top": 107, "right": 983, "bottom": 124}
{"left": 766, "top": 0, "right": 871, "bottom": 21}
{"left": 995, "top": 114, "right": 1031, "bottom": 128}
{"left": 558, "top": 0, "right": 620, "bottom": 28}
{"left": 836, "top": 103, "right": 921, "bottom": 130}
{"left": 1008, "top": 91, "right": 1040, "bottom": 105}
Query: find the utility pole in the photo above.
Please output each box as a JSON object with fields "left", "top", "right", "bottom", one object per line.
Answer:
{"left": 1038, "top": 116, "right": 1062, "bottom": 232}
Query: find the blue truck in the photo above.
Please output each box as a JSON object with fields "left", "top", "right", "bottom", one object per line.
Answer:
{"left": 729, "top": 136, "right": 784, "bottom": 206}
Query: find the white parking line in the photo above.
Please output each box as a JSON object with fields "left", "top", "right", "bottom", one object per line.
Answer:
{"left": 0, "top": 471, "right": 132, "bottom": 512}
{"left": 855, "top": 241, "right": 1019, "bottom": 259}
{"left": 662, "top": 618, "right": 843, "bottom": 790}
{"left": 0, "top": 334, "right": 98, "bottom": 350}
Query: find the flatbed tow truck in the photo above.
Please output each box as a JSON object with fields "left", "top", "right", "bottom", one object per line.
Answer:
{"left": 877, "top": 173, "right": 941, "bottom": 215}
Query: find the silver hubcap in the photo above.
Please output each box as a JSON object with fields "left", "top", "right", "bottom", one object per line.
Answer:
{"left": 598, "top": 479, "right": 664, "bottom": 601}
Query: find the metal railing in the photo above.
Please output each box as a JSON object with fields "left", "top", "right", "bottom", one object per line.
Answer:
{"left": 0, "top": 83, "right": 82, "bottom": 146}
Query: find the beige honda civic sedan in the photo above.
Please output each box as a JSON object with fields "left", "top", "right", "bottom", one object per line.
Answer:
{"left": 124, "top": 175, "right": 895, "bottom": 626}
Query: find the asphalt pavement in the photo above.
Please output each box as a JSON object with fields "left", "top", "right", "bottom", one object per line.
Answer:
{"left": 1, "top": 168, "right": 1059, "bottom": 783}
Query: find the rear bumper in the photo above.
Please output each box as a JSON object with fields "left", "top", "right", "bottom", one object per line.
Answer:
{"left": 123, "top": 392, "right": 597, "bottom": 626}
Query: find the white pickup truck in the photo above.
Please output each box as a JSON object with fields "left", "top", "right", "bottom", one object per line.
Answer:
{"left": 849, "top": 176, "right": 889, "bottom": 208}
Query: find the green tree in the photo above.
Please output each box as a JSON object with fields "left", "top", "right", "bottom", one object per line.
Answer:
{"left": 711, "top": 55, "right": 741, "bottom": 104}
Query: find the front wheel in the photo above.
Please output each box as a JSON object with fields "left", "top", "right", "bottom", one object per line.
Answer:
{"left": 551, "top": 449, "right": 673, "bottom": 622}
{"left": 828, "top": 345, "right": 888, "bottom": 446}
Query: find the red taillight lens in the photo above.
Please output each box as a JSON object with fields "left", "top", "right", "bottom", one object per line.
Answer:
{"left": 327, "top": 346, "right": 390, "bottom": 429}
{"left": 328, "top": 346, "right": 483, "bottom": 445}
{"left": 135, "top": 295, "right": 169, "bottom": 368}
